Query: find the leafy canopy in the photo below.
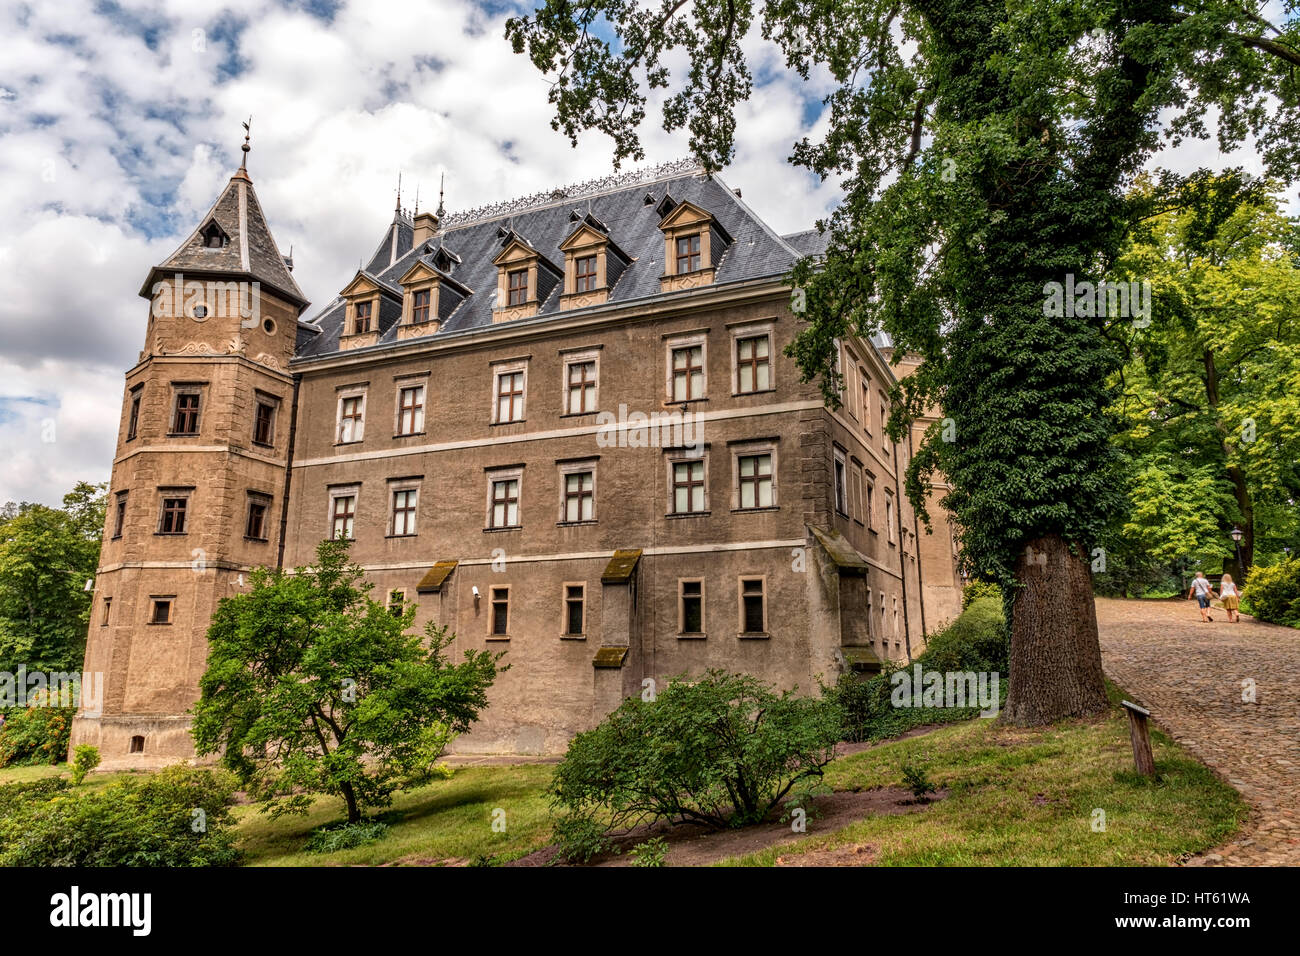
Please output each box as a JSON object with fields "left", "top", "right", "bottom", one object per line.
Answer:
{"left": 191, "top": 540, "right": 506, "bottom": 824}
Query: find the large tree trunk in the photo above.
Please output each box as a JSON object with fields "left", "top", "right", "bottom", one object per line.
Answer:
{"left": 1002, "top": 534, "right": 1109, "bottom": 726}
{"left": 341, "top": 782, "right": 360, "bottom": 824}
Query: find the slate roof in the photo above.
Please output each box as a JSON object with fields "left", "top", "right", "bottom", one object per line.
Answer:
{"left": 294, "top": 166, "right": 806, "bottom": 360}
{"left": 782, "top": 229, "right": 829, "bottom": 259}
{"left": 144, "top": 169, "right": 308, "bottom": 310}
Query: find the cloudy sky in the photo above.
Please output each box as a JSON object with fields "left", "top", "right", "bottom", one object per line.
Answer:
{"left": 0, "top": 0, "right": 1271, "bottom": 508}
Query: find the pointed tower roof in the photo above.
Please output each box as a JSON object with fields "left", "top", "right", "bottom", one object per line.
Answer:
{"left": 139, "top": 127, "right": 309, "bottom": 312}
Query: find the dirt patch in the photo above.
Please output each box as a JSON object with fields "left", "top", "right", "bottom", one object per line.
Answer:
{"left": 834, "top": 724, "right": 953, "bottom": 758}
{"left": 776, "top": 842, "right": 878, "bottom": 866}
{"left": 506, "top": 786, "right": 947, "bottom": 868}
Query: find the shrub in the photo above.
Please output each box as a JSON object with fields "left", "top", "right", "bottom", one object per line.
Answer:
{"left": 900, "top": 756, "right": 938, "bottom": 799}
{"left": 0, "top": 765, "right": 241, "bottom": 866}
{"left": 303, "top": 820, "right": 389, "bottom": 854}
{"left": 0, "top": 692, "right": 75, "bottom": 768}
{"left": 553, "top": 815, "right": 615, "bottom": 863}
{"left": 551, "top": 670, "right": 840, "bottom": 836}
{"left": 0, "top": 776, "right": 69, "bottom": 817}
{"left": 1243, "top": 559, "right": 1300, "bottom": 627}
{"left": 71, "top": 745, "right": 100, "bottom": 785}
{"left": 961, "top": 579, "right": 1002, "bottom": 610}
{"left": 628, "top": 837, "right": 669, "bottom": 867}
{"left": 918, "top": 597, "right": 1008, "bottom": 674}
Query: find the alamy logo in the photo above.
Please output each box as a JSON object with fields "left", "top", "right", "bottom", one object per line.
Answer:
{"left": 890, "top": 664, "right": 1001, "bottom": 717}
{"left": 49, "top": 886, "right": 151, "bottom": 936}
{"left": 595, "top": 403, "right": 703, "bottom": 452}
{"left": 150, "top": 273, "right": 260, "bottom": 327}
{"left": 1043, "top": 274, "right": 1151, "bottom": 324}
{"left": 0, "top": 669, "right": 103, "bottom": 717}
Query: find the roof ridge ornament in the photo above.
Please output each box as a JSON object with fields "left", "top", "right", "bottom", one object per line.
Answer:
{"left": 239, "top": 116, "right": 251, "bottom": 170}
{"left": 440, "top": 157, "right": 702, "bottom": 229}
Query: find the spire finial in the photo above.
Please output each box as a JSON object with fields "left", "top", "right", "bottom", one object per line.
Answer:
{"left": 395, "top": 170, "right": 402, "bottom": 214}
{"left": 436, "top": 172, "right": 446, "bottom": 218}
{"left": 239, "top": 116, "right": 251, "bottom": 170}
{"left": 414, "top": 183, "right": 420, "bottom": 215}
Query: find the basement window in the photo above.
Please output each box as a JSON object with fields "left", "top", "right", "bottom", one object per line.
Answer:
{"left": 129, "top": 735, "right": 144, "bottom": 754}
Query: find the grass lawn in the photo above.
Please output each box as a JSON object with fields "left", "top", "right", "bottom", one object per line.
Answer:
{"left": 719, "top": 684, "right": 1244, "bottom": 866}
{"left": 0, "top": 682, "right": 1245, "bottom": 867}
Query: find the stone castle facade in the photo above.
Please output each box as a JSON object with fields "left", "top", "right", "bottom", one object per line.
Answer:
{"left": 70, "top": 153, "right": 962, "bottom": 767}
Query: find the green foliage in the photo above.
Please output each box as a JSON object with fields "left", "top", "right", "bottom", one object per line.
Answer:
{"left": 303, "top": 820, "right": 390, "bottom": 854}
{"left": 628, "top": 837, "right": 669, "bottom": 868}
{"left": 0, "top": 775, "right": 69, "bottom": 817}
{"left": 553, "top": 814, "right": 616, "bottom": 863}
{"left": 0, "top": 691, "right": 75, "bottom": 767}
{"left": 551, "top": 670, "right": 840, "bottom": 835}
{"left": 0, "top": 481, "right": 106, "bottom": 675}
{"left": 824, "top": 598, "right": 1007, "bottom": 742}
{"left": 70, "top": 745, "right": 100, "bottom": 785}
{"left": 961, "top": 580, "right": 1002, "bottom": 611}
{"left": 0, "top": 765, "right": 240, "bottom": 866}
{"left": 191, "top": 539, "right": 506, "bottom": 824}
{"left": 899, "top": 757, "right": 938, "bottom": 800}
{"left": 1243, "top": 558, "right": 1300, "bottom": 627}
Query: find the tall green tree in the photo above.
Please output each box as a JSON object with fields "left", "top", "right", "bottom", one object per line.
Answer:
{"left": 191, "top": 540, "right": 506, "bottom": 824}
{"left": 1113, "top": 171, "right": 1300, "bottom": 577}
{"left": 506, "top": 0, "right": 1300, "bottom": 723}
{"left": 0, "top": 481, "right": 106, "bottom": 674}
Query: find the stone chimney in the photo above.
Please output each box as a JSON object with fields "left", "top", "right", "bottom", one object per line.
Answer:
{"left": 413, "top": 211, "right": 439, "bottom": 247}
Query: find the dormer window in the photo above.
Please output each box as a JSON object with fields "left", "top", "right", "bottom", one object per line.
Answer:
{"left": 200, "top": 221, "right": 228, "bottom": 249}
{"left": 575, "top": 255, "right": 598, "bottom": 292}
{"left": 354, "top": 300, "right": 373, "bottom": 334}
{"left": 412, "top": 289, "right": 431, "bottom": 324}
{"left": 676, "top": 234, "right": 702, "bottom": 274}
{"left": 558, "top": 215, "right": 629, "bottom": 310}
{"left": 507, "top": 269, "right": 528, "bottom": 306}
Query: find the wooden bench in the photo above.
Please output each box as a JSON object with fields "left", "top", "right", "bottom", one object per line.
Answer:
{"left": 1121, "top": 700, "right": 1155, "bottom": 777}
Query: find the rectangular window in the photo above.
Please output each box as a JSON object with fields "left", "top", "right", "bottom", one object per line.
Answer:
{"left": 490, "top": 586, "right": 509, "bottom": 636}
{"left": 833, "top": 451, "right": 847, "bottom": 515}
{"left": 412, "top": 289, "right": 431, "bottom": 324}
{"left": 388, "top": 589, "right": 406, "bottom": 617}
{"left": 676, "top": 233, "right": 701, "bottom": 273}
{"left": 880, "top": 397, "right": 889, "bottom": 450}
{"left": 564, "top": 584, "right": 585, "bottom": 636}
{"left": 253, "top": 401, "right": 276, "bottom": 446}
{"left": 574, "top": 255, "right": 598, "bottom": 292}
{"left": 736, "top": 335, "right": 770, "bottom": 393}
{"left": 101, "top": 597, "right": 111, "bottom": 626}
{"left": 392, "top": 488, "right": 418, "bottom": 536}
{"left": 671, "top": 345, "right": 704, "bottom": 402}
{"left": 331, "top": 494, "right": 356, "bottom": 540}
{"left": 850, "top": 465, "right": 863, "bottom": 523}
{"left": 490, "top": 479, "right": 519, "bottom": 529}
{"left": 740, "top": 578, "right": 766, "bottom": 634}
{"left": 150, "top": 598, "right": 172, "bottom": 625}
{"left": 338, "top": 394, "right": 364, "bottom": 443}
{"left": 672, "top": 460, "right": 706, "bottom": 514}
{"left": 866, "top": 480, "right": 875, "bottom": 530}
{"left": 397, "top": 385, "right": 425, "bottom": 435}
{"left": 680, "top": 580, "right": 704, "bottom": 634}
{"left": 563, "top": 471, "right": 594, "bottom": 523}
{"left": 496, "top": 371, "right": 525, "bottom": 423}
{"left": 113, "top": 493, "right": 127, "bottom": 538}
{"left": 159, "top": 496, "right": 188, "bottom": 534}
{"left": 566, "top": 360, "right": 597, "bottom": 414}
{"left": 861, "top": 374, "right": 871, "bottom": 435}
{"left": 737, "top": 453, "right": 773, "bottom": 509}
{"left": 126, "top": 389, "right": 141, "bottom": 441}
{"left": 507, "top": 269, "right": 528, "bottom": 306}
{"left": 245, "top": 496, "right": 270, "bottom": 540}
{"left": 172, "top": 392, "right": 200, "bottom": 435}
{"left": 354, "top": 300, "right": 373, "bottom": 334}
{"left": 886, "top": 492, "right": 896, "bottom": 543}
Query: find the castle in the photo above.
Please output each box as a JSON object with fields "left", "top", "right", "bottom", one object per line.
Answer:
{"left": 70, "top": 142, "right": 962, "bottom": 767}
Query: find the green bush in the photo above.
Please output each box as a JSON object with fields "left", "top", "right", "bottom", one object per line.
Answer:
{"left": 961, "top": 579, "right": 1003, "bottom": 610}
{"left": 0, "top": 692, "right": 75, "bottom": 767}
{"left": 553, "top": 815, "right": 615, "bottom": 863}
{"left": 0, "top": 765, "right": 241, "bottom": 866}
{"left": 628, "top": 837, "right": 669, "bottom": 867}
{"left": 71, "top": 745, "right": 100, "bottom": 785}
{"left": 824, "top": 597, "right": 1007, "bottom": 742}
{"left": 551, "top": 670, "right": 840, "bottom": 837}
{"left": 303, "top": 820, "right": 390, "bottom": 854}
{"left": 1243, "top": 558, "right": 1300, "bottom": 627}
{"left": 900, "top": 756, "right": 938, "bottom": 799}
{"left": 0, "top": 776, "right": 70, "bottom": 817}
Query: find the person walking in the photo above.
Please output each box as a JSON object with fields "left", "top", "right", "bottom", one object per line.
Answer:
{"left": 1187, "top": 571, "right": 1216, "bottom": 622}
{"left": 1219, "top": 573, "right": 1242, "bottom": 623}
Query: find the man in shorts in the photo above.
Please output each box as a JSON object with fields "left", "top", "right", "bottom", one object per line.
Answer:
{"left": 1187, "top": 571, "right": 1216, "bottom": 622}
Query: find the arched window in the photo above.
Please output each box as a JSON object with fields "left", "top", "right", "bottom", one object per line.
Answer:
{"left": 129, "top": 735, "right": 145, "bottom": 754}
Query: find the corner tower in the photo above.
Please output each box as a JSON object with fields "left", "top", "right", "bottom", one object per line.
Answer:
{"left": 71, "top": 131, "right": 309, "bottom": 767}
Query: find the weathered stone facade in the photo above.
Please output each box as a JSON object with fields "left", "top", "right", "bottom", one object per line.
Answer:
{"left": 72, "top": 158, "right": 962, "bottom": 767}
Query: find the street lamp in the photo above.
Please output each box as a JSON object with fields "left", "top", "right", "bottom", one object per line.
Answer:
{"left": 1229, "top": 526, "right": 1246, "bottom": 578}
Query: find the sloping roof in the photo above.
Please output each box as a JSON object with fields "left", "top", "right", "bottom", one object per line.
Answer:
{"left": 295, "top": 166, "right": 803, "bottom": 360}
{"left": 809, "top": 525, "right": 868, "bottom": 575}
{"left": 144, "top": 170, "right": 308, "bottom": 310}
{"left": 782, "top": 229, "right": 829, "bottom": 258}
{"left": 416, "top": 560, "right": 458, "bottom": 593}
{"left": 601, "top": 549, "right": 643, "bottom": 584}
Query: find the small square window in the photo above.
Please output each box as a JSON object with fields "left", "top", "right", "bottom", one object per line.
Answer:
{"left": 150, "top": 599, "right": 173, "bottom": 625}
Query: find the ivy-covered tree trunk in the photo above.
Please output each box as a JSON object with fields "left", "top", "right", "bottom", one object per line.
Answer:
{"left": 1004, "top": 535, "right": 1108, "bottom": 725}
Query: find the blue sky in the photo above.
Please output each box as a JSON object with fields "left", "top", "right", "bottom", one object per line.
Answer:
{"left": 0, "top": 0, "right": 1273, "bottom": 507}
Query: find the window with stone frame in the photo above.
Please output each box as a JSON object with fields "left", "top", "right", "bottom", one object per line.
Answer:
{"left": 561, "top": 469, "right": 594, "bottom": 523}
{"left": 397, "top": 385, "right": 425, "bottom": 435}
{"left": 670, "top": 345, "right": 704, "bottom": 402}
{"left": 331, "top": 492, "right": 356, "bottom": 541}
{"left": 245, "top": 494, "right": 271, "bottom": 541}
{"left": 670, "top": 457, "right": 707, "bottom": 515}
{"left": 101, "top": 596, "right": 111, "bottom": 626}
{"left": 679, "top": 579, "right": 704, "bottom": 634}
{"left": 253, "top": 399, "right": 276, "bottom": 446}
{"left": 158, "top": 495, "right": 189, "bottom": 534}
{"left": 507, "top": 268, "right": 528, "bottom": 306}
{"left": 739, "top": 577, "right": 767, "bottom": 635}
{"left": 563, "top": 583, "right": 585, "bottom": 636}
{"left": 494, "top": 368, "right": 526, "bottom": 423}
{"left": 565, "top": 358, "right": 597, "bottom": 414}
{"left": 126, "top": 386, "right": 142, "bottom": 441}
{"left": 735, "top": 334, "right": 771, "bottom": 393}
{"left": 391, "top": 487, "right": 418, "bottom": 536}
{"left": 574, "top": 255, "right": 599, "bottom": 292}
{"left": 736, "top": 451, "right": 774, "bottom": 510}
{"left": 112, "top": 492, "right": 128, "bottom": 539}
{"left": 150, "top": 597, "right": 174, "bottom": 625}
{"left": 490, "top": 586, "right": 510, "bottom": 636}
{"left": 886, "top": 491, "right": 896, "bottom": 543}
{"left": 675, "top": 233, "right": 701, "bottom": 273}
{"left": 337, "top": 392, "right": 365, "bottom": 443}
{"left": 171, "top": 389, "right": 201, "bottom": 436}
{"left": 412, "top": 288, "right": 431, "bottom": 324}
{"left": 354, "top": 299, "right": 374, "bottom": 334}
{"left": 833, "top": 447, "right": 848, "bottom": 516}
{"left": 489, "top": 475, "right": 521, "bottom": 529}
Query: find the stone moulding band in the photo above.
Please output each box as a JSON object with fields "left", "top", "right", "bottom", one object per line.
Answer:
{"left": 439, "top": 158, "right": 703, "bottom": 229}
